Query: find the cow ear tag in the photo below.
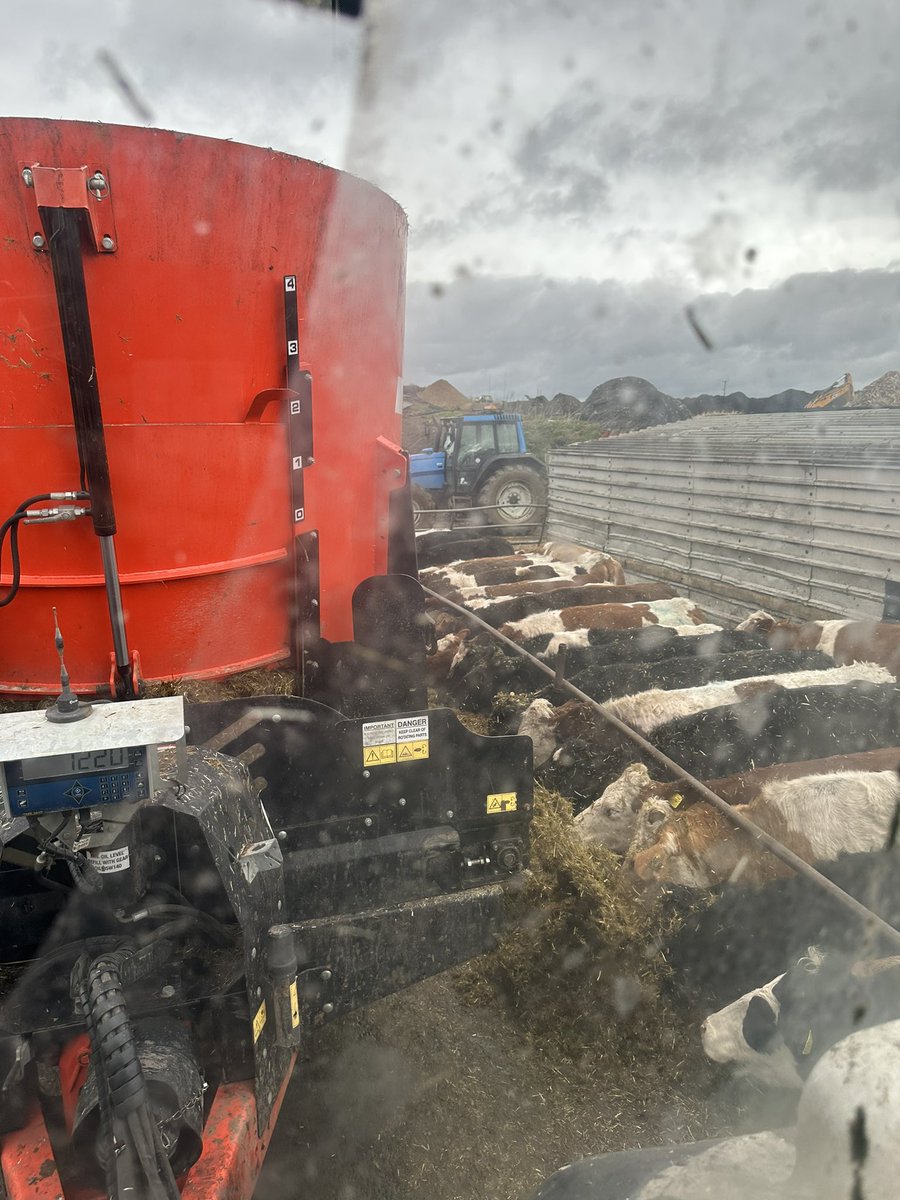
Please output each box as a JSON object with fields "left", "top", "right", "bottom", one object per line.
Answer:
{"left": 670, "top": 794, "right": 683, "bottom": 809}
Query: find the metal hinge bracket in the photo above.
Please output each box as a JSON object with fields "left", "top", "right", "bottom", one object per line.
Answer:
{"left": 20, "top": 161, "right": 118, "bottom": 253}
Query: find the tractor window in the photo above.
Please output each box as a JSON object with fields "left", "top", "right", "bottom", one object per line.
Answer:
{"left": 494, "top": 422, "right": 519, "bottom": 455}
{"left": 457, "top": 421, "right": 490, "bottom": 465}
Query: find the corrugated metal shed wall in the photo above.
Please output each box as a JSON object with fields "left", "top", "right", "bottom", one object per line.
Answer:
{"left": 547, "top": 411, "right": 900, "bottom": 623}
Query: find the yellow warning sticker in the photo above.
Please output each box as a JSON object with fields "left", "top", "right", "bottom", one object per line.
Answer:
{"left": 289, "top": 980, "right": 300, "bottom": 1030}
{"left": 363, "top": 744, "right": 397, "bottom": 766}
{"left": 487, "top": 792, "right": 518, "bottom": 814}
{"left": 397, "top": 740, "right": 429, "bottom": 762}
{"left": 252, "top": 1000, "right": 267, "bottom": 1043}
{"left": 670, "top": 793, "right": 684, "bottom": 809}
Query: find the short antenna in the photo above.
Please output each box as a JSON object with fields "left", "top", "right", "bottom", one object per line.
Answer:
{"left": 46, "top": 608, "right": 92, "bottom": 723}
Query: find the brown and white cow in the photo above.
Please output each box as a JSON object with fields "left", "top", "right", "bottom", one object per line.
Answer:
{"left": 426, "top": 630, "right": 471, "bottom": 687}
{"left": 736, "top": 610, "right": 900, "bottom": 676}
{"left": 421, "top": 550, "right": 624, "bottom": 599}
{"left": 498, "top": 597, "right": 712, "bottom": 644}
{"left": 631, "top": 769, "right": 900, "bottom": 888}
{"left": 605, "top": 662, "right": 893, "bottom": 735}
{"left": 517, "top": 698, "right": 560, "bottom": 768}
{"left": 576, "top": 747, "right": 900, "bottom": 855}
{"left": 466, "top": 582, "right": 678, "bottom": 624}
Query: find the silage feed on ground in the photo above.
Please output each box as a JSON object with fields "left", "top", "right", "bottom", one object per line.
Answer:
{"left": 457, "top": 784, "right": 713, "bottom": 1097}
{"left": 0, "top": 667, "right": 299, "bottom": 714}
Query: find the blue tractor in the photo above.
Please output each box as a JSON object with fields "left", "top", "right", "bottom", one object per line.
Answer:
{"left": 409, "top": 412, "right": 548, "bottom": 529}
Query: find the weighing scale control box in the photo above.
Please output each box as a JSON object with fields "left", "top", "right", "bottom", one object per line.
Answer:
{"left": 0, "top": 697, "right": 185, "bottom": 818}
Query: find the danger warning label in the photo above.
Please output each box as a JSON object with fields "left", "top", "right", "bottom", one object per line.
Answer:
{"left": 362, "top": 716, "right": 430, "bottom": 766}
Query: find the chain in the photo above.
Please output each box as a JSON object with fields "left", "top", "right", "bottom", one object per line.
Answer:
{"left": 156, "top": 1083, "right": 207, "bottom": 1139}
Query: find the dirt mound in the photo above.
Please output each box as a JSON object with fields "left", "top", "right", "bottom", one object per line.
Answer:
{"left": 580, "top": 377, "right": 691, "bottom": 433}
{"left": 851, "top": 370, "right": 900, "bottom": 408}
{"left": 683, "top": 387, "right": 813, "bottom": 415}
{"left": 506, "top": 393, "right": 583, "bottom": 419}
{"left": 401, "top": 378, "right": 477, "bottom": 451}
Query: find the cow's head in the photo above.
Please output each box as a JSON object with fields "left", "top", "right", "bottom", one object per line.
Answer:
{"left": 735, "top": 609, "right": 777, "bottom": 633}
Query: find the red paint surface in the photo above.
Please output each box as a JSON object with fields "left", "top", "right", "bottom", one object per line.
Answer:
{"left": 0, "top": 1063, "right": 295, "bottom": 1200}
{"left": 181, "top": 1065, "right": 295, "bottom": 1200}
{"left": 0, "top": 119, "right": 407, "bottom": 694}
{"left": 1, "top": 1106, "right": 74, "bottom": 1200}
{"left": 58, "top": 1034, "right": 91, "bottom": 1134}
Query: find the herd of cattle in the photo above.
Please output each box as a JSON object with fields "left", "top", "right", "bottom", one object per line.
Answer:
{"left": 418, "top": 528, "right": 900, "bottom": 1099}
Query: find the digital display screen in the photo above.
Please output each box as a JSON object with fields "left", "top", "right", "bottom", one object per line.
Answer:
{"left": 20, "top": 746, "right": 134, "bottom": 781}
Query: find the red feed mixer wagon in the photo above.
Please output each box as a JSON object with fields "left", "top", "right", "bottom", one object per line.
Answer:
{"left": 0, "top": 118, "right": 531, "bottom": 1200}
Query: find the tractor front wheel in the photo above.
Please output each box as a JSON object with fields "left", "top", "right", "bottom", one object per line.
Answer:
{"left": 476, "top": 465, "right": 547, "bottom": 527}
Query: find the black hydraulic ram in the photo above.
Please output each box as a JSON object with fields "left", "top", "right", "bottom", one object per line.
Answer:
{"left": 38, "top": 203, "right": 135, "bottom": 698}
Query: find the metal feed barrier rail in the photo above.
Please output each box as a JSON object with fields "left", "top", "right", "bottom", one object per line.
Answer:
{"left": 416, "top": 502, "right": 549, "bottom": 549}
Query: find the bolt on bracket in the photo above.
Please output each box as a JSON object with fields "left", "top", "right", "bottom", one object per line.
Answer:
{"left": 19, "top": 161, "right": 118, "bottom": 253}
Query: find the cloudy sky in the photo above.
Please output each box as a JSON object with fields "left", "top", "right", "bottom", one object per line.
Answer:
{"left": 4, "top": 0, "right": 900, "bottom": 398}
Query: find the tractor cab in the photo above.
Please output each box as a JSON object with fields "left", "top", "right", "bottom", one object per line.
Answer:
{"left": 409, "top": 412, "right": 546, "bottom": 527}
{"left": 438, "top": 414, "right": 526, "bottom": 491}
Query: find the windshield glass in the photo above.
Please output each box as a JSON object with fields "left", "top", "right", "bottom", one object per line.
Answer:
{"left": 1, "top": 5, "right": 899, "bottom": 1200}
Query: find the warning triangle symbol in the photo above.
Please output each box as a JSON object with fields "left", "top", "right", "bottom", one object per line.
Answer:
{"left": 364, "top": 749, "right": 380, "bottom": 765}
{"left": 398, "top": 744, "right": 413, "bottom": 760}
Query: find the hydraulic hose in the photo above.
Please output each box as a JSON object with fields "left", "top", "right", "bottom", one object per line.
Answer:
{"left": 118, "top": 902, "right": 233, "bottom": 947}
{"left": 71, "top": 949, "right": 180, "bottom": 1200}
{"left": 0, "top": 492, "right": 90, "bottom": 607}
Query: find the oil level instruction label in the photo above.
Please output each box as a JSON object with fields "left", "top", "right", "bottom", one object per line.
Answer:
{"left": 88, "top": 846, "right": 131, "bottom": 874}
{"left": 362, "top": 715, "right": 429, "bottom": 766}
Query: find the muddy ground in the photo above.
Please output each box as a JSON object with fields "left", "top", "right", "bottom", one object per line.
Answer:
{"left": 255, "top": 773, "right": 787, "bottom": 1200}
{"left": 256, "top": 965, "right": 773, "bottom": 1200}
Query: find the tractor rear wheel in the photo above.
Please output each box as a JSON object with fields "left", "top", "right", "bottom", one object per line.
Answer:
{"left": 476, "top": 465, "right": 547, "bottom": 527}
{"left": 411, "top": 484, "right": 437, "bottom": 530}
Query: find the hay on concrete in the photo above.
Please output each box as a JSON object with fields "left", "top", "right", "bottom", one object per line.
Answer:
{"left": 489, "top": 688, "right": 539, "bottom": 734}
{"left": 1, "top": 667, "right": 298, "bottom": 714}
{"left": 454, "top": 709, "right": 493, "bottom": 736}
{"left": 142, "top": 668, "right": 297, "bottom": 705}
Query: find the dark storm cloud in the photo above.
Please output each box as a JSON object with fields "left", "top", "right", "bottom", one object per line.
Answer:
{"left": 404, "top": 267, "right": 900, "bottom": 400}
{"left": 352, "top": 0, "right": 900, "bottom": 282}
{"left": 511, "top": 98, "right": 610, "bottom": 218}
{"left": 788, "top": 81, "right": 900, "bottom": 194}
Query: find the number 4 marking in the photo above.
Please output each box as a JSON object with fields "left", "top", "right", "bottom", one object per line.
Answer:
{"left": 284, "top": 276, "right": 296, "bottom": 292}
